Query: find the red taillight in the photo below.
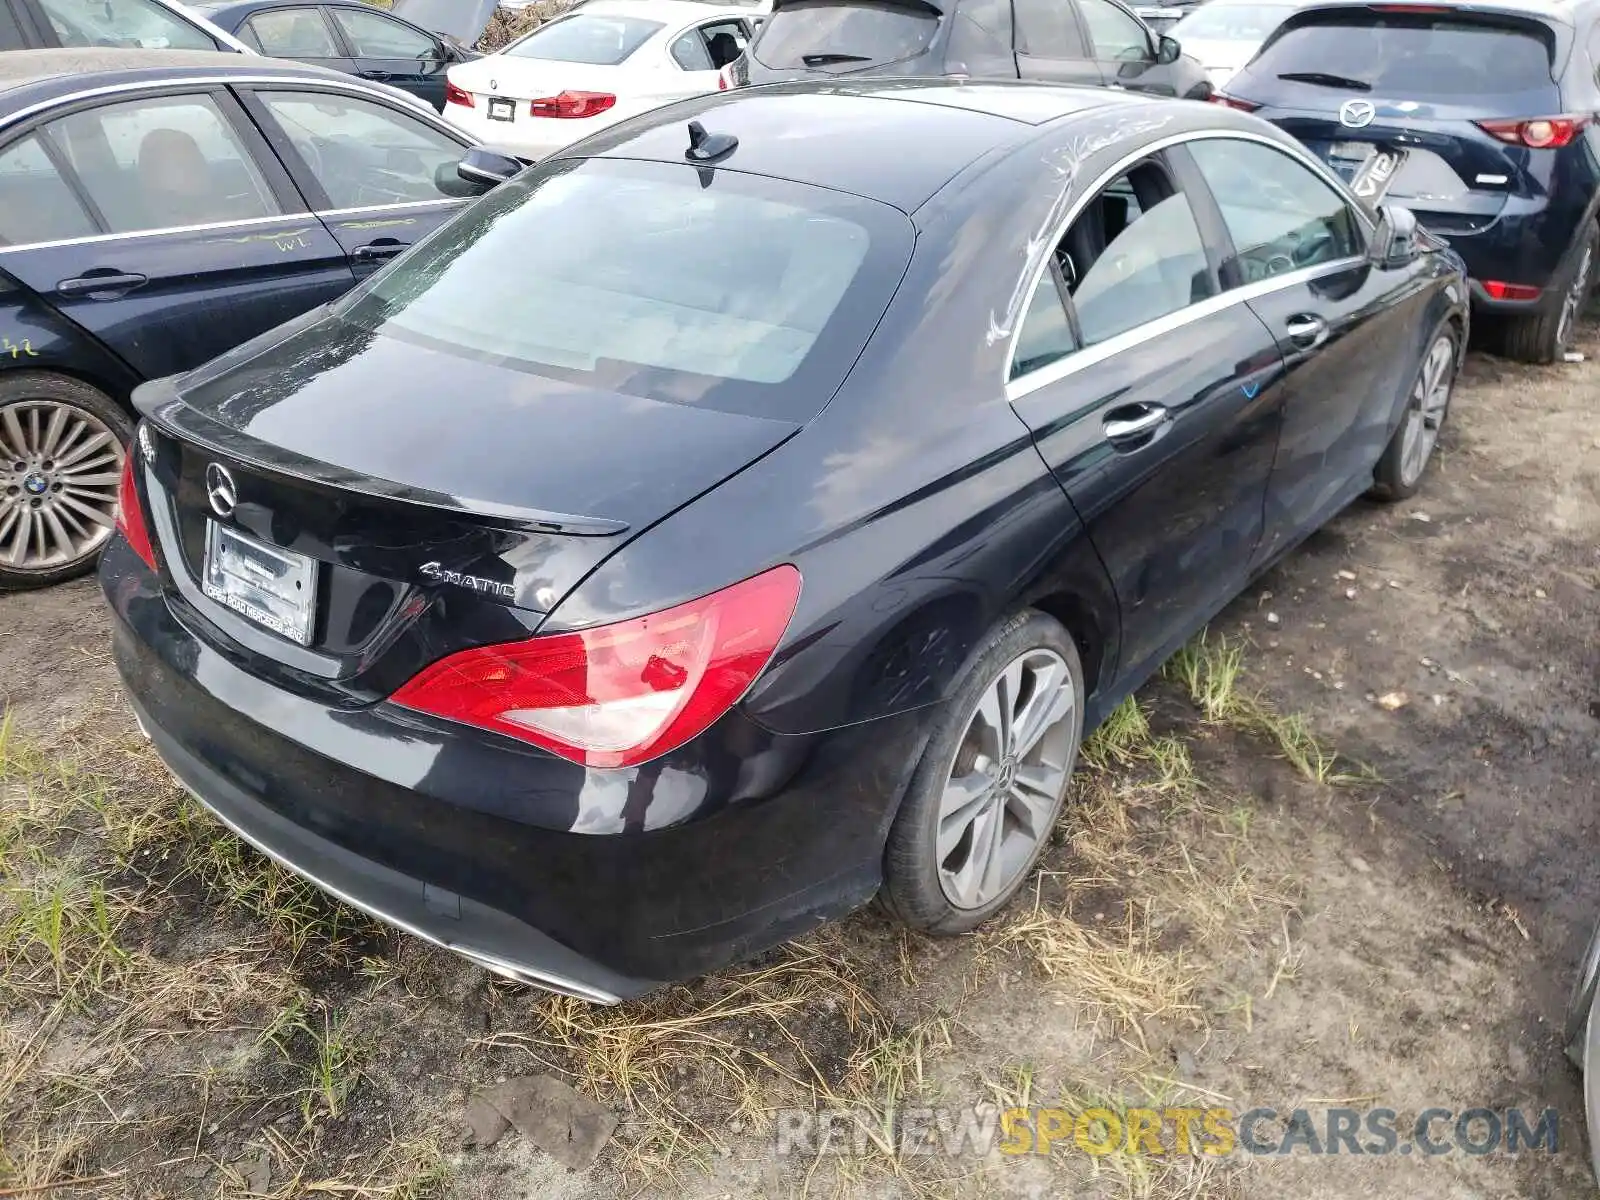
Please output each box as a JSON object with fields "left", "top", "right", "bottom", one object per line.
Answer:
{"left": 445, "top": 79, "right": 474, "bottom": 108}
{"left": 1483, "top": 280, "right": 1542, "bottom": 301}
{"left": 718, "top": 71, "right": 729, "bottom": 91}
{"left": 1477, "top": 115, "right": 1590, "bottom": 149}
{"left": 528, "top": 90, "right": 616, "bottom": 119}
{"left": 1209, "top": 93, "right": 1259, "bottom": 112}
{"left": 391, "top": 565, "right": 802, "bottom": 768}
{"left": 114, "top": 451, "right": 157, "bottom": 571}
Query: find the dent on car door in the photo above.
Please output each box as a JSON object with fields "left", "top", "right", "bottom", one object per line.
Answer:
{"left": 1006, "top": 150, "right": 1288, "bottom": 686}
{"left": 0, "top": 90, "right": 355, "bottom": 382}
{"left": 1182, "top": 135, "right": 1424, "bottom": 563}
{"left": 240, "top": 87, "right": 473, "bottom": 274}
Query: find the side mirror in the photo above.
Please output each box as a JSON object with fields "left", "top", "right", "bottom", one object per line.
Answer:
{"left": 456, "top": 146, "right": 524, "bottom": 192}
{"left": 1370, "top": 203, "right": 1421, "bottom": 268}
{"left": 1156, "top": 34, "right": 1182, "bottom": 64}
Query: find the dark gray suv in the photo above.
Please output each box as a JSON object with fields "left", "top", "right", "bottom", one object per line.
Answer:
{"left": 728, "top": 0, "right": 1212, "bottom": 98}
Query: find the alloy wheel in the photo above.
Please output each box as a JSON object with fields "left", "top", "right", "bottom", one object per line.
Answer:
{"left": 1558, "top": 241, "right": 1594, "bottom": 353}
{"left": 1397, "top": 335, "right": 1455, "bottom": 489}
{"left": 936, "top": 647, "right": 1079, "bottom": 910}
{"left": 0, "top": 399, "right": 126, "bottom": 573}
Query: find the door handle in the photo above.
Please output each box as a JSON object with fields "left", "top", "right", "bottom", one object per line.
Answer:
{"left": 1285, "top": 313, "right": 1328, "bottom": 348}
{"left": 56, "top": 271, "right": 147, "bottom": 298}
{"left": 1103, "top": 402, "right": 1170, "bottom": 446}
{"left": 352, "top": 240, "right": 409, "bottom": 263}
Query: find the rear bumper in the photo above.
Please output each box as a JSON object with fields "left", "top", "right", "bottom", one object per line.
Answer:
{"left": 102, "top": 537, "right": 927, "bottom": 999}
{"left": 442, "top": 104, "right": 595, "bottom": 160}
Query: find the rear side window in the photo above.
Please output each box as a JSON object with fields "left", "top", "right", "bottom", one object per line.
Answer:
{"left": 0, "top": 135, "right": 98, "bottom": 246}
{"left": 36, "top": 0, "right": 218, "bottom": 49}
{"left": 1251, "top": 11, "right": 1555, "bottom": 98}
{"left": 244, "top": 7, "right": 342, "bottom": 57}
{"left": 753, "top": 0, "right": 939, "bottom": 71}
{"left": 336, "top": 158, "right": 915, "bottom": 421}
{"left": 504, "top": 13, "right": 663, "bottom": 63}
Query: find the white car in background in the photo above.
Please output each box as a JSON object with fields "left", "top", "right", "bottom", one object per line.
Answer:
{"left": 1168, "top": 0, "right": 1304, "bottom": 88}
{"left": 441, "top": 0, "right": 759, "bottom": 159}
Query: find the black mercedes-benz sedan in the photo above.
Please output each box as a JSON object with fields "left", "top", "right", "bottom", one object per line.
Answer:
{"left": 104, "top": 80, "right": 1468, "bottom": 1002}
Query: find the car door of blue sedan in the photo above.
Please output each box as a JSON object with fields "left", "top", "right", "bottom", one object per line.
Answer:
{"left": 1006, "top": 148, "right": 1288, "bottom": 686}
{"left": 237, "top": 86, "right": 474, "bottom": 277}
{"left": 0, "top": 87, "right": 355, "bottom": 381}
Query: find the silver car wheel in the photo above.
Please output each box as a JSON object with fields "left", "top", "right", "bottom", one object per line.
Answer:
{"left": 1398, "top": 334, "right": 1455, "bottom": 489}
{"left": 0, "top": 398, "right": 126, "bottom": 573}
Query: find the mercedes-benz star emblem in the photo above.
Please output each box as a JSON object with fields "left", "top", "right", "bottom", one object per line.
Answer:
{"left": 1339, "top": 99, "right": 1376, "bottom": 129}
{"left": 206, "top": 463, "right": 237, "bottom": 519}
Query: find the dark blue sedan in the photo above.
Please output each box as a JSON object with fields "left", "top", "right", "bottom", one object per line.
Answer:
{"left": 0, "top": 49, "right": 486, "bottom": 587}
{"left": 105, "top": 81, "right": 1468, "bottom": 1000}
{"left": 192, "top": 0, "right": 480, "bottom": 111}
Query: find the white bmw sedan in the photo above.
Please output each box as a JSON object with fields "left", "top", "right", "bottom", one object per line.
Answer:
{"left": 441, "top": 0, "right": 760, "bottom": 159}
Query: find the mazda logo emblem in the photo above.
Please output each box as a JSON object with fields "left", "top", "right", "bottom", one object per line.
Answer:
{"left": 205, "top": 463, "right": 237, "bottom": 519}
{"left": 1339, "top": 99, "right": 1376, "bottom": 129}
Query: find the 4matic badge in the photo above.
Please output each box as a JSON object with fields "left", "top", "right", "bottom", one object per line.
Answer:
{"left": 420, "top": 561, "right": 515, "bottom": 600}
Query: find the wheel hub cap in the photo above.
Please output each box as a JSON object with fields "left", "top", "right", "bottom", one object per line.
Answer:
{"left": 22, "top": 471, "right": 49, "bottom": 496}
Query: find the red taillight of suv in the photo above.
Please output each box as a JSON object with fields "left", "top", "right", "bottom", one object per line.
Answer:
{"left": 1477, "top": 115, "right": 1591, "bottom": 149}
{"left": 115, "top": 451, "right": 157, "bottom": 571}
{"left": 445, "top": 80, "right": 474, "bottom": 107}
{"left": 529, "top": 91, "right": 616, "bottom": 119}
{"left": 391, "top": 565, "right": 802, "bottom": 768}
{"left": 1209, "top": 93, "right": 1260, "bottom": 112}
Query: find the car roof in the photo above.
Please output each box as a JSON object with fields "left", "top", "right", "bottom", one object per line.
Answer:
{"left": 578, "top": 80, "right": 1163, "bottom": 213}
{"left": 0, "top": 49, "right": 379, "bottom": 116}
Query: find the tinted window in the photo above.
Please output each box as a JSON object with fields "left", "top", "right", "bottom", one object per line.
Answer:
{"left": 1059, "top": 166, "right": 1212, "bottom": 346}
{"left": 1251, "top": 13, "right": 1554, "bottom": 97}
{"left": 45, "top": 95, "right": 278, "bottom": 233}
{"left": 0, "top": 136, "right": 97, "bottom": 246}
{"left": 331, "top": 7, "right": 436, "bottom": 58}
{"left": 1014, "top": 0, "right": 1084, "bottom": 57}
{"left": 244, "top": 7, "right": 341, "bottom": 56}
{"left": 1012, "top": 271, "right": 1077, "bottom": 378}
{"left": 256, "top": 91, "right": 463, "bottom": 208}
{"left": 336, "top": 158, "right": 913, "bottom": 420}
{"left": 753, "top": 0, "right": 938, "bottom": 71}
{"left": 37, "top": 0, "right": 217, "bottom": 48}
{"left": 1189, "top": 138, "right": 1360, "bottom": 282}
{"left": 1078, "top": 0, "right": 1149, "bottom": 59}
{"left": 671, "top": 28, "right": 714, "bottom": 70}
{"left": 504, "top": 13, "right": 662, "bottom": 63}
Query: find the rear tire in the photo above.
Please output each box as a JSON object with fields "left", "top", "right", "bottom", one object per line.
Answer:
{"left": 1500, "top": 221, "right": 1597, "bottom": 364}
{"left": 0, "top": 372, "right": 131, "bottom": 591}
{"left": 879, "top": 610, "right": 1084, "bottom": 934}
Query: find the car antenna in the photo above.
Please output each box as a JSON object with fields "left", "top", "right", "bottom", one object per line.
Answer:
{"left": 686, "top": 120, "right": 738, "bottom": 163}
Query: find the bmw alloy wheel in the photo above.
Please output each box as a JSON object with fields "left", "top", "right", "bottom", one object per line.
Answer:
{"left": 936, "top": 647, "right": 1079, "bottom": 909}
{"left": 0, "top": 399, "right": 127, "bottom": 574}
{"left": 1397, "top": 334, "right": 1455, "bottom": 489}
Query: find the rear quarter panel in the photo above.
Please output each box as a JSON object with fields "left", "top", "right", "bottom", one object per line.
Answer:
{"left": 0, "top": 268, "right": 142, "bottom": 406}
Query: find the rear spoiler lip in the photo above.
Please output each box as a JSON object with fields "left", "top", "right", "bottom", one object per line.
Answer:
{"left": 1274, "top": 0, "right": 1572, "bottom": 28}
{"left": 133, "top": 383, "right": 630, "bottom": 538}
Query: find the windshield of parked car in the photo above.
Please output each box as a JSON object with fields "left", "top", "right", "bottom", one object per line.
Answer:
{"left": 1250, "top": 10, "right": 1554, "bottom": 97}
{"left": 334, "top": 158, "right": 914, "bottom": 421}
{"left": 753, "top": 0, "right": 938, "bottom": 71}
{"left": 1172, "top": 2, "right": 1292, "bottom": 42}
{"left": 502, "top": 12, "right": 663, "bottom": 63}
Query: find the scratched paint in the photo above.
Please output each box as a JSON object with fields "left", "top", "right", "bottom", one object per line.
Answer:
{"left": 338, "top": 219, "right": 418, "bottom": 232}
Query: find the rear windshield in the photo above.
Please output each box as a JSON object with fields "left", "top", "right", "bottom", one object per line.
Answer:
{"left": 753, "top": 0, "right": 939, "bottom": 71}
{"left": 504, "top": 13, "right": 663, "bottom": 63}
{"left": 335, "top": 158, "right": 913, "bottom": 421}
{"left": 1172, "top": 2, "right": 1294, "bottom": 41}
{"left": 1252, "top": 11, "right": 1554, "bottom": 97}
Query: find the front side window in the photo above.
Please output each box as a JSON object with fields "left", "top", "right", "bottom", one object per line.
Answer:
{"left": 1058, "top": 163, "right": 1213, "bottom": 347}
{"left": 1014, "top": 0, "right": 1085, "bottom": 57}
{"left": 0, "top": 135, "right": 97, "bottom": 246}
{"left": 752, "top": 0, "right": 939, "bottom": 71}
{"left": 505, "top": 13, "right": 663, "bottom": 63}
{"left": 335, "top": 158, "right": 914, "bottom": 421}
{"left": 244, "top": 7, "right": 341, "bottom": 56}
{"left": 331, "top": 8, "right": 436, "bottom": 58}
{"left": 44, "top": 95, "right": 278, "bottom": 234}
{"left": 1187, "top": 138, "right": 1361, "bottom": 283}
{"left": 255, "top": 91, "right": 464, "bottom": 208}
{"left": 37, "top": 0, "right": 217, "bottom": 49}
{"left": 1078, "top": 0, "right": 1150, "bottom": 59}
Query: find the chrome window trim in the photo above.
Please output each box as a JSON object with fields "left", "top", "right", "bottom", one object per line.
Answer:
{"left": 1002, "top": 127, "right": 1376, "bottom": 389}
{"left": 1004, "top": 256, "right": 1366, "bottom": 403}
{"left": 0, "top": 75, "right": 472, "bottom": 253}
{"left": 317, "top": 198, "right": 471, "bottom": 219}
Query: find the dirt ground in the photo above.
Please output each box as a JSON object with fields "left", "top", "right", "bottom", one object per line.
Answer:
{"left": 1, "top": 320, "right": 1596, "bottom": 1199}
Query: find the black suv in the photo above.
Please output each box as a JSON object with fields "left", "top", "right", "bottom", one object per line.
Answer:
{"left": 1216, "top": 0, "right": 1600, "bottom": 362}
{"left": 728, "top": 0, "right": 1213, "bottom": 99}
